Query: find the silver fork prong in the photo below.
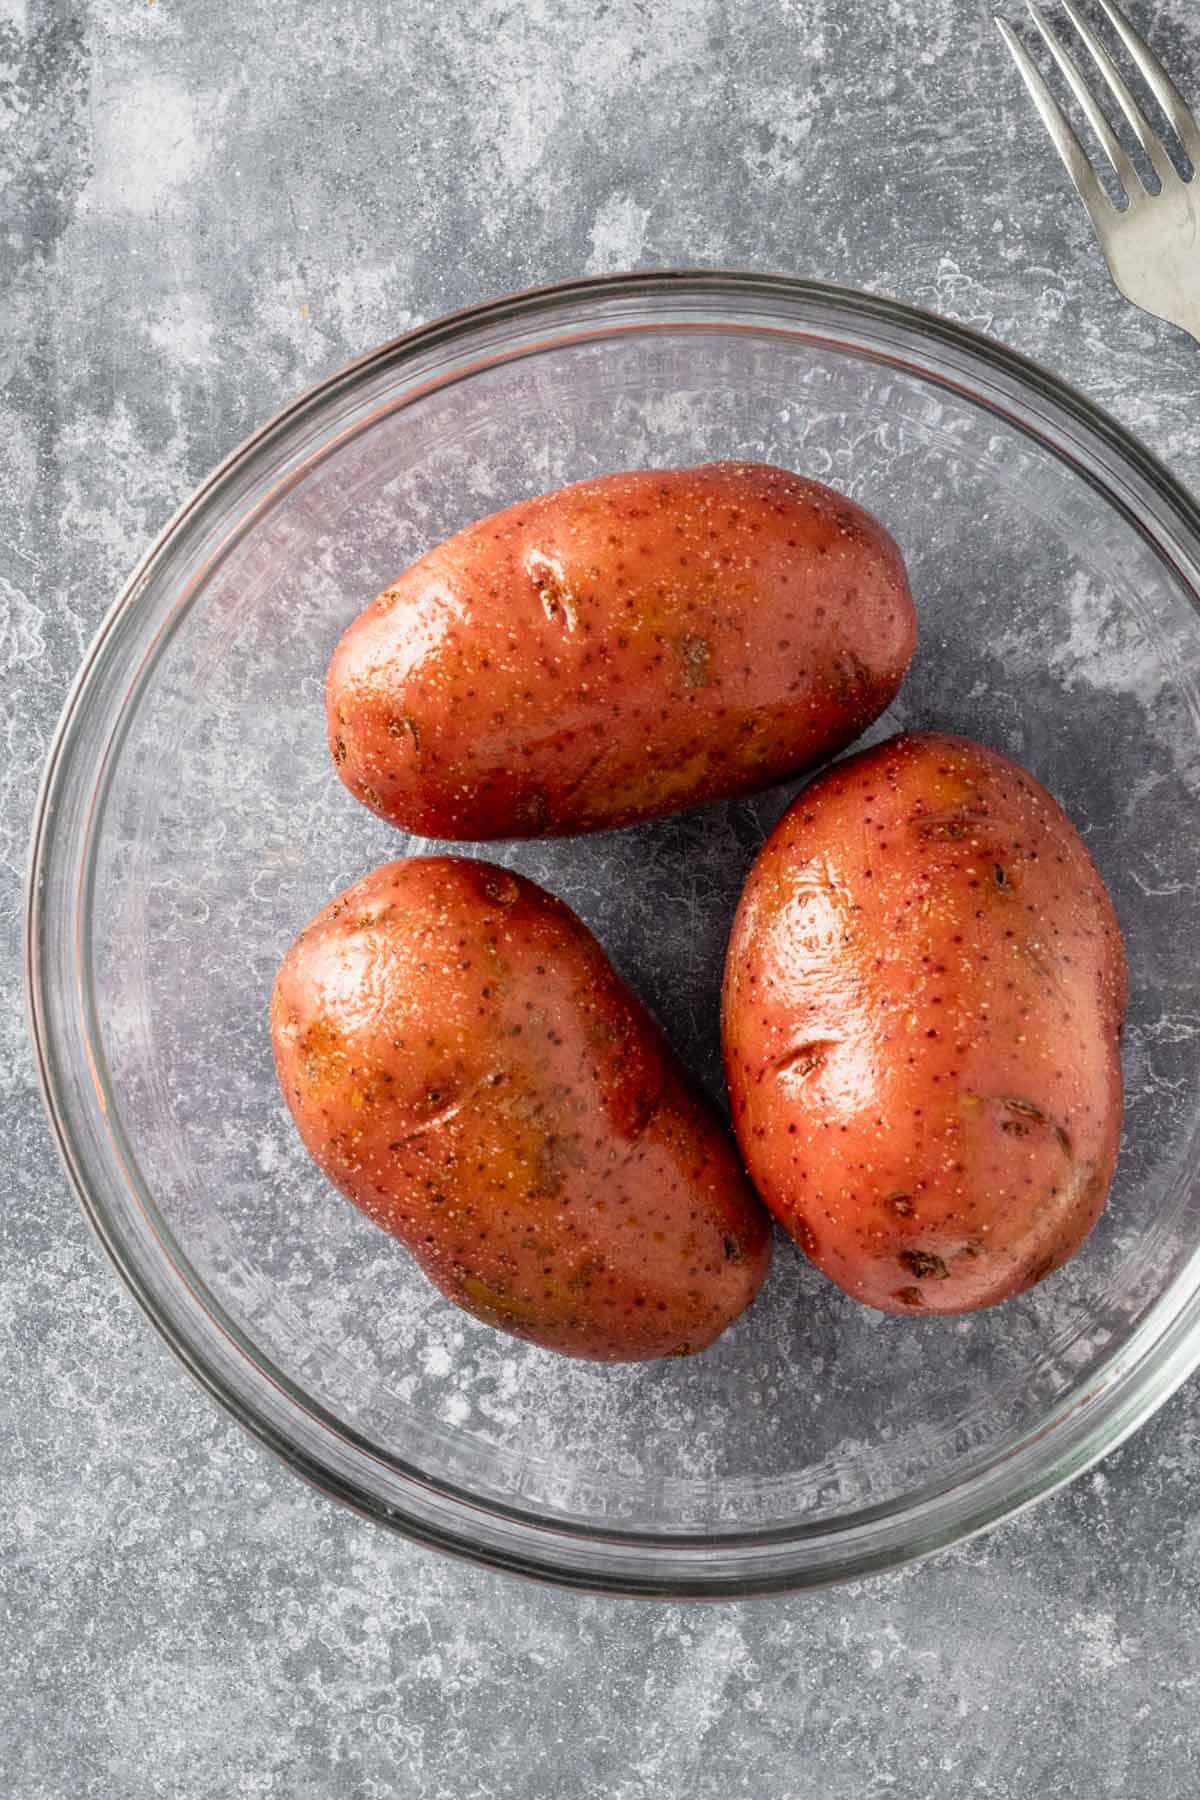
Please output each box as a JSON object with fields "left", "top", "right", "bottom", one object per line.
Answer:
{"left": 1094, "top": 0, "right": 1200, "bottom": 170}
{"left": 1057, "top": 0, "right": 1176, "bottom": 186}
{"left": 996, "top": 17, "right": 1113, "bottom": 226}
{"left": 1025, "top": 0, "right": 1140, "bottom": 200}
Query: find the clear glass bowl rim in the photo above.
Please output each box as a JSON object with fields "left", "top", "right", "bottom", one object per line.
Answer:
{"left": 25, "top": 268, "right": 1200, "bottom": 1597}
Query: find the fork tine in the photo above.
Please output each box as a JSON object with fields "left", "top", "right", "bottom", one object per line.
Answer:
{"left": 1094, "top": 0, "right": 1200, "bottom": 168}
{"left": 995, "top": 17, "right": 1113, "bottom": 225}
{"left": 1025, "top": 1, "right": 1140, "bottom": 199}
{"left": 1057, "top": 0, "right": 1175, "bottom": 185}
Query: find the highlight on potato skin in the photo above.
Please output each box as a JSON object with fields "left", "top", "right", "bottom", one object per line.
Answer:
{"left": 271, "top": 857, "right": 773, "bottom": 1361}
{"left": 721, "top": 732, "right": 1128, "bottom": 1316}
{"left": 326, "top": 462, "right": 916, "bottom": 839}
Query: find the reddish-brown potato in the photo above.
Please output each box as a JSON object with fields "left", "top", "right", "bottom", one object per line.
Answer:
{"left": 722, "top": 733, "right": 1127, "bottom": 1315}
{"left": 326, "top": 462, "right": 915, "bottom": 837}
{"left": 272, "top": 858, "right": 771, "bottom": 1360}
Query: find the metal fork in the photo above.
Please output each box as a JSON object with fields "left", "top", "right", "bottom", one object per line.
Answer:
{"left": 996, "top": 0, "right": 1200, "bottom": 344}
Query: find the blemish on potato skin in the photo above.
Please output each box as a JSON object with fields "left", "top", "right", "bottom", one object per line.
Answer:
{"left": 387, "top": 713, "right": 421, "bottom": 750}
{"left": 772, "top": 1039, "right": 836, "bottom": 1081}
{"left": 676, "top": 633, "right": 712, "bottom": 689}
{"left": 831, "top": 648, "right": 874, "bottom": 703}
{"left": 511, "top": 788, "right": 551, "bottom": 832}
{"left": 899, "top": 1248, "right": 948, "bottom": 1280}
{"left": 912, "top": 812, "right": 972, "bottom": 841}
{"left": 526, "top": 549, "right": 580, "bottom": 632}
{"left": 566, "top": 1255, "right": 607, "bottom": 1292}
{"left": 972, "top": 1093, "right": 1073, "bottom": 1158}
{"left": 483, "top": 872, "right": 519, "bottom": 906}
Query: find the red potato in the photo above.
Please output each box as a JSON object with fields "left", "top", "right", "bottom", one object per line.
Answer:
{"left": 722, "top": 733, "right": 1127, "bottom": 1315}
{"left": 272, "top": 858, "right": 772, "bottom": 1360}
{"left": 326, "top": 462, "right": 916, "bottom": 838}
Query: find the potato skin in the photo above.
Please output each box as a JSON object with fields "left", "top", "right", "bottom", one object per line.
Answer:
{"left": 722, "top": 733, "right": 1128, "bottom": 1315}
{"left": 272, "top": 858, "right": 771, "bottom": 1360}
{"left": 326, "top": 462, "right": 915, "bottom": 838}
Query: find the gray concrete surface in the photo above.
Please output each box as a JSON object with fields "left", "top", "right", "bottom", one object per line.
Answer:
{"left": 4, "top": 1, "right": 1200, "bottom": 1794}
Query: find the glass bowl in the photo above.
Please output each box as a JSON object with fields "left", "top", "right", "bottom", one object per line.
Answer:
{"left": 27, "top": 272, "right": 1200, "bottom": 1596}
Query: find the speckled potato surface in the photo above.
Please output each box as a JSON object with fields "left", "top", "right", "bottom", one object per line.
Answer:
{"left": 722, "top": 733, "right": 1128, "bottom": 1315}
{"left": 272, "top": 857, "right": 772, "bottom": 1360}
{"left": 326, "top": 462, "right": 916, "bottom": 838}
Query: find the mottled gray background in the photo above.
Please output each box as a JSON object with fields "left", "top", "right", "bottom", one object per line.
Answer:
{"left": 5, "top": 0, "right": 1200, "bottom": 1794}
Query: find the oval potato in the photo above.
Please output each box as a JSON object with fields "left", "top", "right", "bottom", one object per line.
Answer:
{"left": 326, "top": 462, "right": 916, "bottom": 837}
{"left": 722, "top": 732, "right": 1127, "bottom": 1314}
{"left": 272, "top": 857, "right": 772, "bottom": 1360}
